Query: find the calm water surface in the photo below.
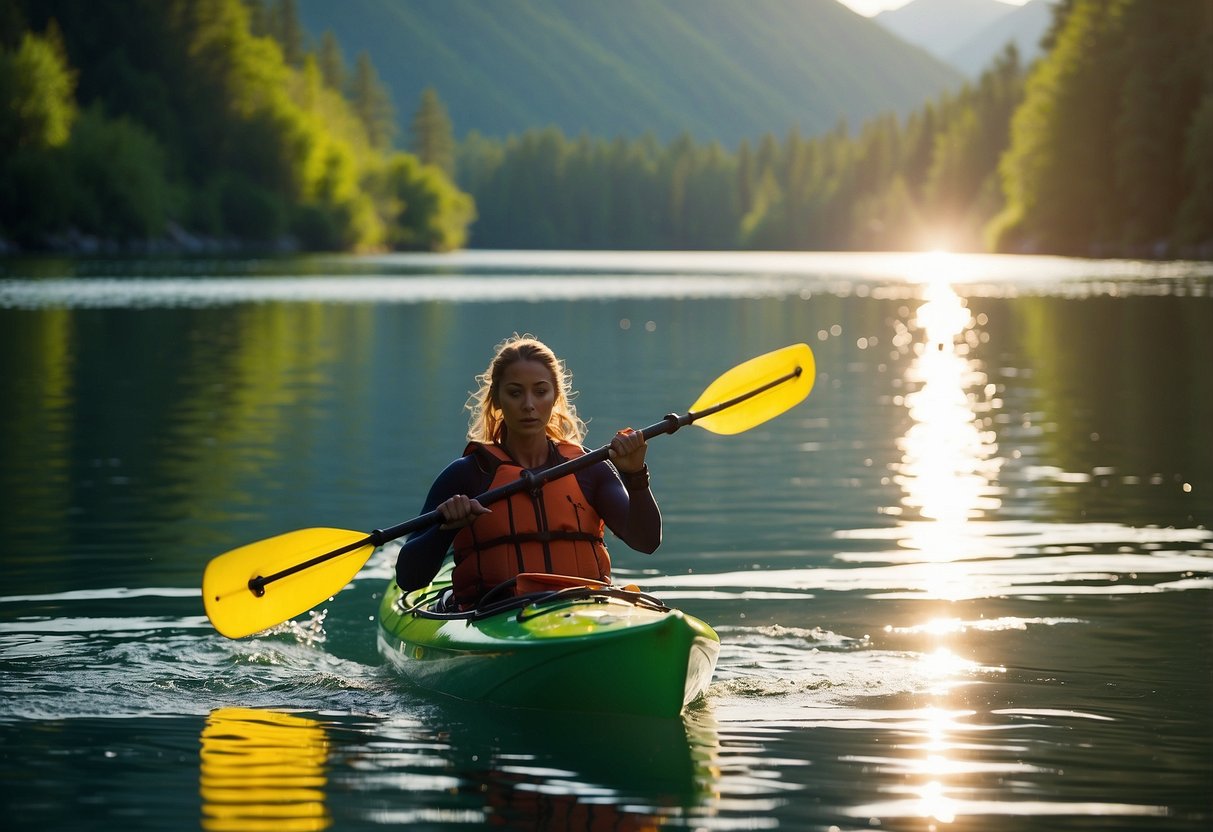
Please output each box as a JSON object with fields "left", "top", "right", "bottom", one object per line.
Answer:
{"left": 1, "top": 251, "right": 1211, "bottom": 830}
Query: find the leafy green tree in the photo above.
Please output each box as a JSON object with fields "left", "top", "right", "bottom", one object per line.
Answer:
{"left": 372, "top": 152, "right": 475, "bottom": 251}
{"left": 0, "top": 25, "right": 78, "bottom": 243}
{"left": 4, "top": 0, "right": 471, "bottom": 251}
{"left": 0, "top": 26, "right": 76, "bottom": 151}
{"left": 65, "top": 107, "right": 174, "bottom": 237}
{"left": 0, "top": 145, "right": 73, "bottom": 244}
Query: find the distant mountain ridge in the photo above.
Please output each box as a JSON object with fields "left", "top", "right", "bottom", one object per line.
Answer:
{"left": 946, "top": 0, "right": 1054, "bottom": 76}
{"left": 296, "top": 0, "right": 964, "bottom": 146}
{"left": 876, "top": 0, "right": 1054, "bottom": 77}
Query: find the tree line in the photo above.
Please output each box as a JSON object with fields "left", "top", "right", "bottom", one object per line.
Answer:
{"left": 0, "top": 0, "right": 473, "bottom": 253}
{"left": 451, "top": 0, "right": 1211, "bottom": 257}
{"left": 3, "top": 0, "right": 1210, "bottom": 257}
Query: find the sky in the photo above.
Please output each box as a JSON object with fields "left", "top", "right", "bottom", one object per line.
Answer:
{"left": 837, "top": 0, "right": 1031, "bottom": 17}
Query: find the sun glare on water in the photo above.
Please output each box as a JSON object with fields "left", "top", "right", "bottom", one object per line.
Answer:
{"left": 893, "top": 255, "right": 1002, "bottom": 552}
{"left": 882, "top": 254, "right": 1005, "bottom": 823}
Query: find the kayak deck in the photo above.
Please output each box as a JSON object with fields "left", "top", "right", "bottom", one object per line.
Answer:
{"left": 377, "top": 573, "right": 719, "bottom": 718}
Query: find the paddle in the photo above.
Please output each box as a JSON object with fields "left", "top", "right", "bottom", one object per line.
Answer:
{"left": 203, "top": 343, "right": 816, "bottom": 638}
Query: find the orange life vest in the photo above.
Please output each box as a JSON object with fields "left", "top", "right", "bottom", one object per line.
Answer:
{"left": 452, "top": 441, "right": 611, "bottom": 606}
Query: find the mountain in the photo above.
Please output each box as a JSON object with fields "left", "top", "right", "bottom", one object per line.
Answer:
{"left": 946, "top": 0, "right": 1055, "bottom": 76}
{"left": 875, "top": 0, "right": 1015, "bottom": 57}
{"left": 876, "top": 0, "right": 1053, "bottom": 77}
{"left": 295, "top": 0, "right": 964, "bottom": 147}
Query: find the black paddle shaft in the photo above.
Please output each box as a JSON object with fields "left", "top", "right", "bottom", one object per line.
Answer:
{"left": 248, "top": 364, "right": 801, "bottom": 595}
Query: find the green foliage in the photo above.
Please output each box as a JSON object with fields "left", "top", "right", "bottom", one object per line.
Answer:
{"left": 317, "top": 30, "right": 345, "bottom": 91}
{"left": 372, "top": 153, "right": 475, "bottom": 252}
{"left": 1, "top": 106, "right": 174, "bottom": 243}
{"left": 0, "top": 145, "right": 74, "bottom": 244}
{"left": 0, "top": 26, "right": 76, "bottom": 151}
{"left": 349, "top": 50, "right": 395, "bottom": 151}
{"left": 994, "top": 0, "right": 1211, "bottom": 255}
{"left": 410, "top": 87, "right": 455, "bottom": 176}
{"left": 456, "top": 3, "right": 1205, "bottom": 258}
{"left": 1174, "top": 96, "right": 1213, "bottom": 247}
{"left": 2, "top": 0, "right": 472, "bottom": 251}
{"left": 457, "top": 45, "right": 1026, "bottom": 253}
{"left": 4, "top": 0, "right": 1203, "bottom": 257}
{"left": 214, "top": 174, "right": 288, "bottom": 241}
{"left": 64, "top": 107, "right": 174, "bottom": 238}
{"left": 258, "top": 0, "right": 305, "bottom": 67}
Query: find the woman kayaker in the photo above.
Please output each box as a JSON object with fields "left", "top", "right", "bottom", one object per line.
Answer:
{"left": 396, "top": 334, "right": 661, "bottom": 608}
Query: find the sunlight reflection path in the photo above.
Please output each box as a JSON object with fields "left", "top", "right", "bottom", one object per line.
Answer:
{"left": 893, "top": 266, "right": 1002, "bottom": 538}
{"left": 890, "top": 260, "right": 1002, "bottom": 825}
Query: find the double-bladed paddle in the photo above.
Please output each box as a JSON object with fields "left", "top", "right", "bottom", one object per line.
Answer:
{"left": 203, "top": 343, "right": 816, "bottom": 638}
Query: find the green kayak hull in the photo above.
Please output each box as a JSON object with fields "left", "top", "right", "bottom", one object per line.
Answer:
{"left": 377, "top": 574, "right": 720, "bottom": 719}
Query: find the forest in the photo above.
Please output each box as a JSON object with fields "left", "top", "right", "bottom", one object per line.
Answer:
{"left": 0, "top": 0, "right": 473, "bottom": 253}
{"left": 453, "top": 0, "right": 1212, "bottom": 256}
{"left": 2, "top": 0, "right": 1210, "bottom": 257}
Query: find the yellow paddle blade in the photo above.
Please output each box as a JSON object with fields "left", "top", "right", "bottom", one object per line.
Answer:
{"left": 689, "top": 343, "right": 816, "bottom": 435}
{"left": 203, "top": 527, "right": 374, "bottom": 639}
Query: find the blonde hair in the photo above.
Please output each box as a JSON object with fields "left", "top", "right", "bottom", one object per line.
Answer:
{"left": 467, "top": 334, "right": 587, "bottom": 444}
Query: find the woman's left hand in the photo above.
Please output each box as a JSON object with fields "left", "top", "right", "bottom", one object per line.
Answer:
{"left": 608, "top": 427, "right": 647, "bottom": 473}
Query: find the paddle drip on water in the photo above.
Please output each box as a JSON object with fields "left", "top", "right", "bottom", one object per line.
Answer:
{"left": 262, "top": 608, "right": 328, "bottom": 646}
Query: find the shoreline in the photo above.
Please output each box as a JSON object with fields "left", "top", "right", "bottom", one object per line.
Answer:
{"left": 3, "top": 230, "right": 1211, "bottom": 263}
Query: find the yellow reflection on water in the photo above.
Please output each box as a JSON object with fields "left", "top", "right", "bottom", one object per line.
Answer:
{"left": 199, "top": 708, "right": 330, "bottom": 831}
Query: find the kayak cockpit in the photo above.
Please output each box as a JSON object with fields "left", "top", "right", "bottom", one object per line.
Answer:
{"left": 398, "top": 576, "right": 674, "bottom": 623}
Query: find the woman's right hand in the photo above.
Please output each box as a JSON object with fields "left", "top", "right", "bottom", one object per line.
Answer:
{"left": 437, "top": 494, "right": 491, "bottom": 530}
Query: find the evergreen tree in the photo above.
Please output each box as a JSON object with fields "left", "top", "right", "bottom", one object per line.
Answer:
{"left": 410, "top": 86, "right": 454, "bottom": 176}
{"left": 350, "top": 50, "right": 395, "bottom": 150}
{"left": 736, "top": 139, "right": 755, "bottom": 219}
{"left": 269, "top": 0, "right": 304, "bottom": 67}
{"left": 3, "top": 0, "right": 473, "bottom": 252}
{"left": 1111, "top": 1, "right": 1204, "bottom": 249}
{"left": 1174, "top": 95, "right": 1213, "bottom": 249}
{"left": 317, "top": 30, "right": 345, "bottom": 92}
{"left": 993, "top": 0, "right": 1210, "bottom": 255}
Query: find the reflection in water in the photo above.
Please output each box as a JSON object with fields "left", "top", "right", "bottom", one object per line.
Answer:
{"left": 893, "top": 268, "right": 1003, "bottom": 824}
{"left": 894, "top": 275, "right": 1002, "bottom": 536}
{"left": 910, "top": 706, "right": 967, "bottom": 824}
{"left": 436, "top": 704, "right": 721, "bottom": 829}
{"left": 4, "top": 251, "right": 1208, "bottom": 830}
{"left": 199, "top": 708, "right": 330, "bottom": 831}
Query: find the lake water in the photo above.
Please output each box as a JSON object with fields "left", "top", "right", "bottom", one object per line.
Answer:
{"left": 1, "top": 250, "right": 1211, "bottom": 831}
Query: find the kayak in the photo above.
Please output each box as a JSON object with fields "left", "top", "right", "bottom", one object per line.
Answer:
{"left": 377, "top": 566, "right": 720, "bottom": 718}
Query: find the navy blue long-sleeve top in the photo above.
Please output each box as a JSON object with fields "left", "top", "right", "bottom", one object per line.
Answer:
{"left": 395, "top": 442, "right": 661, "bottom": 592}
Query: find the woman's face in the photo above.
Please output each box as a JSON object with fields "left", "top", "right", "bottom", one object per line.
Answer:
{"left": 495, "top": 359, "right": 557, "bottom": 441}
